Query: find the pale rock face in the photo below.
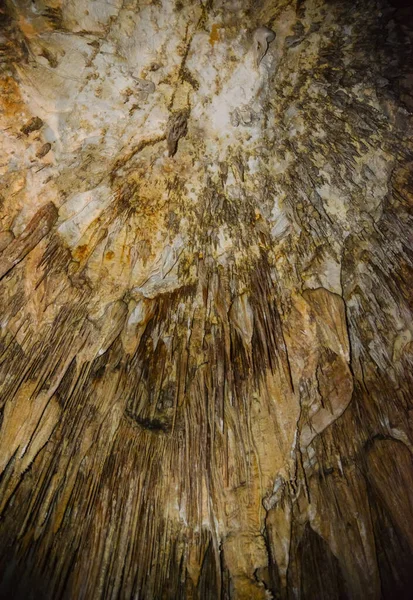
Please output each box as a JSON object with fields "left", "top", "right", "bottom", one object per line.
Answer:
{"left": 0, "top": 0, "right": 413, "bottom": 598}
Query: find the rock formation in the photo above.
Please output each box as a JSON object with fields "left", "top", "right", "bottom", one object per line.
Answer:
{"left": 0, "top": 0, "right": 412, "bottom": 598}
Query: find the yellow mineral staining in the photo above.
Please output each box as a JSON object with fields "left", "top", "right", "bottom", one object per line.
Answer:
{"left": 209, "top": 23, "right": 221, "bottom": 46}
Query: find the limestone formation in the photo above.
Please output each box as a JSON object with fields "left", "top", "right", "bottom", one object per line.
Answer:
{"left": 167, "top": 110, "right": 189, "bottom": 157}
{"left": 253, "top": 26, "right": 276, "bottom": 67}
{"left": 0, "top": 0, "right": 413, "bottom": 598}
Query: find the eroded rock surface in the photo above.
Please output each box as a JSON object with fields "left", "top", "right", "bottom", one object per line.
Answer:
{"left": 0, "top": 0, "right": 413, "bottom": 598}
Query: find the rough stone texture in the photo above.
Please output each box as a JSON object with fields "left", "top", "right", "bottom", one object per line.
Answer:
{"left": 0, "top": 0, "right": 412, "bottom": 598}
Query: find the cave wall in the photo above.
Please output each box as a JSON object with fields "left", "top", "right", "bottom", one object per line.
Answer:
{"left": 0, "top": 0, "right": 413, "bottom": 598}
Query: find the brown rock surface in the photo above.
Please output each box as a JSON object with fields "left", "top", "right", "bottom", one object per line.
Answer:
{"left": 0, "top": 0, "right": 412, "bottom": 598}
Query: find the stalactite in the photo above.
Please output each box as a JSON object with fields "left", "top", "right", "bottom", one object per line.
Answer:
{"left": 0, "top": 0, "right": 412, "bottom": 598}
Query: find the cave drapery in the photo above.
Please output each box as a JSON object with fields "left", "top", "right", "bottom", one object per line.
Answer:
{"left": 0, "top": 0, "right": 413, "bottom": 598}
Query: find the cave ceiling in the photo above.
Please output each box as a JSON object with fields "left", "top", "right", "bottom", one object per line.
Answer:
{"left": 0, "top": 0, "right": 413, "bottom": 598}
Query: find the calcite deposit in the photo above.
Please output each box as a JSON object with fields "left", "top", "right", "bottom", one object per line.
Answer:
{"left": 0, "top": 0, "right": 412, "bottom": 598}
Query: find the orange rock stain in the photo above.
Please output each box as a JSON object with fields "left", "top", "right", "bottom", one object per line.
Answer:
{"left": 209, "top": 24, "right": 221, "bottom": 46}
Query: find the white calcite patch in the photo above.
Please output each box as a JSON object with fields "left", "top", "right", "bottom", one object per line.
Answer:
{"left": 58, "top": 185, "right": 113, "bottom": 245}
